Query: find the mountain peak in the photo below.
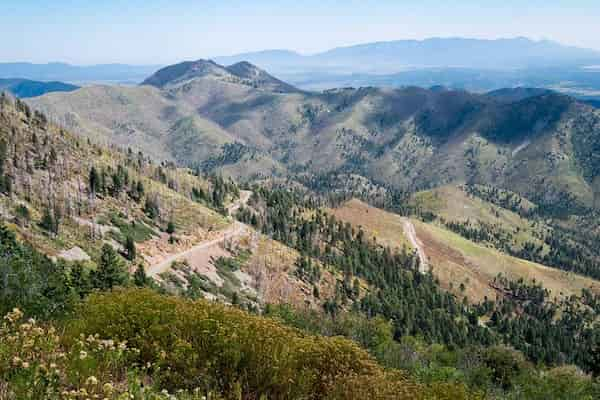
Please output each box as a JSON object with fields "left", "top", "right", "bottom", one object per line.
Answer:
{"left": 142, "top": 59, "right": 299, "bottom": 93}
{"left": 141, "top": 59, "right": 230, "bottom": 88}
{"left": 225, "top": 61, "right": 299, "bottom": 93}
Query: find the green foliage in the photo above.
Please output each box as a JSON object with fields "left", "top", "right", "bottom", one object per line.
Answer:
{"left": 485, "top": 277, "right": 600, "bottom": 370}
{"left": 133, "top": 264, "right": 149, "bottom": 287}
{"left": 0, "top": 308, "right": 216, "bottom": 399}
{"left": 90, "top": 244, "right": 128, "bottom": 291}
{"left": 70, "top": 289, "right": 431, "bottom": 399}
{"left": 0, "top": 137, "right": 11, "bottom": 194}
{"left": 166, "top": 220, "right": 175, "bottom": 235}
{"left": 88, "top": 166, "right": 100, "bottom": 195}
{"left": 143, "top": 195, "right": 160, "bottom": 219}
{"left": 265, "top": 304, "right": 600, "bottom": 398}
{"left": 238, "top": 187, "right": 494, "bottom": 347}
{"left": 14, "top": 204, "right": 30, "bottom": 226}
{"left": 125, "top": 236, "right": 136, "bottom": 261}
{"left": 0, "top": 225, "right": 77, "bottom": 319}
{"left": 39, "top": 205, "right": 61, "bottom": 236}
{"left": 109, "top": 214, "right": 155, "bottom": 244}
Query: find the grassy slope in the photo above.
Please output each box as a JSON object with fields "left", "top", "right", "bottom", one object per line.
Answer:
{"left": 30, "top": 80, "right": 600, "bottom": 212}
{"left": 1, "top": 98, "right": 341, "bottom": 309}
{"left": 0, "top": 97, "right": 226, "bottom": 265}
{"left": 413, "top": 220, "right": 600, "bottom": 302}
{"left": 328, "top": 198, "right": 412, "bottom": 250}
{"left": 410, "top": 184, "right": 549, "bottom": 252}
{"left": 29, "top": 84, "right": 236, "bottom": 164}
{"left": 332, "top": 199, "right": 600, "bottom": 303}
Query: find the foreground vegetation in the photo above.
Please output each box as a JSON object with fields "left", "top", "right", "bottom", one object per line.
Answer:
{"left": 1, "top": 289, "right": 487, "bottom": 400}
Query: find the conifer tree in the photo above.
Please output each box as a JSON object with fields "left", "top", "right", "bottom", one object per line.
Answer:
{"left": 91, "top": 244, "right": 128, "bottom": 290}
{"left": 125, "top": 236, "right": 136, "bottom": 261}
{"left": 133, "top": 264, "right": 149, "bottom": 287}
{"left": 89, "top": 166, "right": 100, "bottom": 196}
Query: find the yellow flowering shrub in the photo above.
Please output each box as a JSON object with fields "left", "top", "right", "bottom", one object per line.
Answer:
{"left": 0, "top": 307, "right": 216, "bottom": 399}
{"left": 1, "top": 290, "right": 482, "bottom": 399}
{"left": 70, "top": 288, "right": 426, "bottom": 399}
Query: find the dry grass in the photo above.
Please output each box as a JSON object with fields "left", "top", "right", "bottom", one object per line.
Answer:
{"left": 243, "top": 230, "right": 339, "bottom": 308}
{"left": 332, "top": 199, "right": 600, "bottom": 303}
{"left": 417, "top": 220, "right": 600, "bottom": 302}
{"left": 328, "top": 198, "right": 412, "bottom": 250}
{"left": 413, "top": 185, "right": 547, "bottom": 244}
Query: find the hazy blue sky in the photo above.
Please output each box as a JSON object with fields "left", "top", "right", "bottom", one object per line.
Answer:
{"left": 3, "top": 0, "right": 600, "bottom": 65}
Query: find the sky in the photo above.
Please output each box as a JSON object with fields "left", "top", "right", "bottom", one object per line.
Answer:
{"left": 3, "top": 0, "right": 600, "bottom": 65}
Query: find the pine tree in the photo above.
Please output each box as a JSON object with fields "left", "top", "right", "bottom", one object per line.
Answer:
{"left": 133, "top": 264, "right": 149, "bottom": 287}
{"left": 353, "top": 278, "right": 361, "bottom": 299}
{"left": 144, "top": 196, "right": 160, "bottom": 219}
{"left": 125, "top": 236, "right": 136, "bottom": 261}
{"left": 70, "top": 262, "right": 91, "bottom": 299}
{"left": 166, "top": 220, "right": 176, "bottom": 235}
{"left": 91, "top": 244, "right": 128, "bottom": 290}
{"left": 40, "top": 207, "right": 58, "bottom": 235}
{"left": 89, "top": 166, "right": 100, "bottom": 196}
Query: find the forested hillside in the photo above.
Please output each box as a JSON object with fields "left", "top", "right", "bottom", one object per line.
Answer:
{"left": 5, "top": 60, "right": 600, "bottom": 399}
{"left": 30, "top": 62, "right": 600, "bottom": 214}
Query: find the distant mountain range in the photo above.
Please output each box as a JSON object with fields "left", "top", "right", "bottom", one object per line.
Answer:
{"left": 215, "top": 37, "right": 600, "bottom": 73}
{"left": 0, "top": 78, "right": 79, "bottom": 98}
{"left": 214, "top": 38, "right": 600, "bottom": 96}
{"left": 4, "top": 37, "right": 600, "bottom": 95}
{"left": 0, "top": 62, "right": 160, "bottom": 84}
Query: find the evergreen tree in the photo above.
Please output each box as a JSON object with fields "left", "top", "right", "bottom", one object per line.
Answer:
{"left": 89, "top": 166, "right": 100, "bottom": 195}
{"left": 144, "top": 196, "right": 160, "bottom": 219}
{"left": 70, "top": 262, "right": 91, "bottom": 299}
{"left": 40, "top": 207, "right": 59, "bottom": 235}
{"left": 91, "top": 244, "right": 128, "bottom": 290}
{"left": 133, "top": 264, "right": 149, "bottom": 287}
{"left": 125, "top": 235, "right": 136, "bottom": 261}
{"left": 166, "top": 220, "right": 176, "bottom": 235}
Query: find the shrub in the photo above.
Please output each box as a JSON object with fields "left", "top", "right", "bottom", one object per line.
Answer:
{"left": 0, "top": 307, "right": 225, "bottom": 399}
{"left": 69, "top": 288, "right": 426, "bottom": 399}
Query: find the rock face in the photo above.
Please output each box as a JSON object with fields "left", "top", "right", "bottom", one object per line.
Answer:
{"left": 58, "top": 246, "right": 91, "bottom": 262}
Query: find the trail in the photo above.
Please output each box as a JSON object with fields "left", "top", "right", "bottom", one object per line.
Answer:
{"left": 147, "top": 222, "right": 246, "bottom": 277}
{"left": 147, "top": 191, "right": 251, "bottom": 278}
{"left": 403, "top": 219, "right": 429, "bottom": 274}
{"left": 512, "top": 140, "right": 530, "bottom": 157}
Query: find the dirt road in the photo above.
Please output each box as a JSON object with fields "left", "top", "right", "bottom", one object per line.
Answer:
{"left": 147, "top": 191, "right": 252, "bottom": 277}
{"left": 403, "top": 219, "right": 429, "bottom": 274}
{"left": 147, "top": 222, "right": 247, "bottom": 277}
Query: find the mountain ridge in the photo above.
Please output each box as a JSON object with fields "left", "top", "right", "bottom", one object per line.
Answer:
{"left": 0, "top": 78, "right": 79, "bottom": 98}
{"left": 215, "top": 37, "right": 600, "bottom": 72}
{"left": 142, "top": 59, "right": 299, "bottom": 93}
{"left": 30, "top": 70, "right": 600, "bottom": 214}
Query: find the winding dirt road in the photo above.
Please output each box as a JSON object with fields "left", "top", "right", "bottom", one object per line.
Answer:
{"left": 403, "top": 219, "right": 429, "bottom": 274}
{"left": 147, "top": 222, "right": 247, "bottom": 277}
{"left": 146, "top": 191, "right": 252, "bottom": 277}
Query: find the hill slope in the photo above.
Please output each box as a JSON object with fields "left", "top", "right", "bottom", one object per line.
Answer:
{"left": 30, "top": 73, "right": 600, "bottom": 213}
{"left": 0, "top": 78, "right": 78, "bottom": 98}
{"left": 0, "top": 95, "right": 338, "bottom": 309}
{"left": 330, "top": 198, "right": 600, "bottom": 303}
{"left": 142, "top": 59, "right": 299, "bottom": 93}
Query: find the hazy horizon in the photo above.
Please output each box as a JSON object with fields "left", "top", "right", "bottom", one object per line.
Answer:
{"left": 3, "top": 0, "right": 600, "bottom": 65}
{"left": 2, "top": 36, "right": 599, "bottom": 67}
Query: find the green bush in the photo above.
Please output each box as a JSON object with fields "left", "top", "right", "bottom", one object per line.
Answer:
{"left": 69, "top": 289, "right": 428, "bottom": 399}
